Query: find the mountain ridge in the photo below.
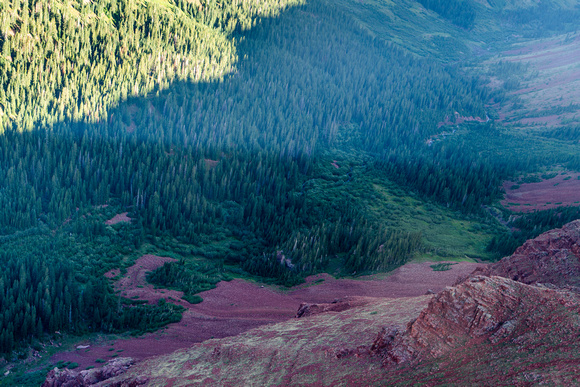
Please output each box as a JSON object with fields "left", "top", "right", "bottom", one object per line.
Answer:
{"left": 46, "top": 219, "right": 580, "bottom": 386}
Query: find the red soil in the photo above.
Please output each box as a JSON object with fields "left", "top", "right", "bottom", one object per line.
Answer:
{"left": 105, "top": 212, "right": 131, "bottom": 225}
{"left": 502, "top": 173, "right": 580, "bottom": 212}
{"left": 50, "top": 260, "right": 483, "bottom": 370}
{"left": 113, "top": 255, "right": 181, "bottom": 303}
{"left": 204, "top": 159, "right": 219, "bottom": 169}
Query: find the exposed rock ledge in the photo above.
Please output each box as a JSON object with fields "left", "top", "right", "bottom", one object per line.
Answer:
{"left": 475, "top": 219, "right": 580, "bottom": 289}
{"left": 371, "top": 275, "right": 580, "bottom": 366}
{"left": 295, "top": 296, "right": 373, "bottom": 318}
{"left": 42, "top": 357, "right": 143, "bottom": 387}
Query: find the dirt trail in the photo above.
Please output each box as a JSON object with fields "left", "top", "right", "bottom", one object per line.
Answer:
{"left": 51, "top": 258, "right": 483, "bottom": 370}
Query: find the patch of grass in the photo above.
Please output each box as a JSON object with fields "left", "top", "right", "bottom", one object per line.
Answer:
{"left": 183, "top": 295, "right": 203, "bottom": 304}
{"left": 55, "top": 360, "right": 68, "bottom": 369}
{"left": 519, "top": 175, "right": 542, "bottom": 184}
{"left": 510, "top": 184, "right": 520, "bottom": 190}
{"left": 430, "top": 263, "right": 456, "bottom": 271}
{"left": 95, "top": 358, "right": 106, "bottom": 363}
{"left": 542, "top": 172, "right": 558, "bottom": 180}
{"left": 67, "top": 362, "right": 79, "bottom": 369}
{"left": 369, "top": 180, "right": 494, "bottom": 263}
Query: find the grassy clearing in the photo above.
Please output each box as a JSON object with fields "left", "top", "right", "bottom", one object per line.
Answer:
{"left": 430, "top": 262, "right": 457, "bottom": 271}
{"left": 368, "top": 181, "right": 495, "bottom": 262}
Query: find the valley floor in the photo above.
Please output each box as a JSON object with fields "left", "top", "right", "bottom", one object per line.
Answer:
{"left": 48, "top": 259, "right": 483, "bottom": 371}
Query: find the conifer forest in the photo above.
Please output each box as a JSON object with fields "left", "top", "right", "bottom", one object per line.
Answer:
{"left": 0, "top": 0, "right": 579, "bottom": 366}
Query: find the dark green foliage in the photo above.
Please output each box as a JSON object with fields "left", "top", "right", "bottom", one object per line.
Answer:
{"left": 67, "top": 362, "right": 79, "bottom": 369}
{"left": 146, "top": 260, "right": 227, "bottom": 302}
{"left": 183, "top": 295, "right": 203, "bottom": 304}
{"left": 487, "top": 60, "right": 530, "bottom": 91}
{"left": 417, "top": 0, "right": 476, "bottom": 29}
{"left": 541, "top": 126, "right": 580, "bottom": 143}
{"left": 378, "top": 141, "right": 504, "bottom": 214}
{"left": 430, "top": 263, "right": 454, "bottom": 271}
{"left": 278, "top": 217, "right": 422, "bottom": 274}
{"left": 487, "top": 206, "right": 580, "bottom": 258}
{"left": 502, "top": 1, "right": 580, "bottom": 36}
{"left": 0, "top": 223, "right": 183, "bottom": 354}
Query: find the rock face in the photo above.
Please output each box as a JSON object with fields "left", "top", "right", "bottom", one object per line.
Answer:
{"left": 371, "top": 275, "right": 580, "bottom": 367}
{"left": 295, "top": 296, "right": 372, "bottom": 318}
{"left": 367, "top": 220, "right": 580, "bottom": 381}
{"left": 481, "top": 220, "right": 580, "bottom": 288}
{"left": 42, "top": 357, "right": 138, "bottom": 387}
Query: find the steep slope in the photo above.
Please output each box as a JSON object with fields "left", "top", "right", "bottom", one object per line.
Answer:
{"left": 90, "top": 221, "right": 580, "bottom": 386}
{"left": 86, "top": 275, "right": 580, "bottom": 386}
{"left": 480, "top": 219, "right": 580, "bottom": 288}
{"left": 372, "top": 276, "right": 580, "bottom": 386}
{"left": 0, "top": 0, "right": 301, "bottom": 131}
{"left": 368, "top": 220, "right": 580, "bottom": 384}
{"left": 98, "top": 296, "right": 431, "bottom": 386}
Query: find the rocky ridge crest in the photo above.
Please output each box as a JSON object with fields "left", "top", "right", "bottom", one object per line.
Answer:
{"left": 371, "top": 220, "right": 580, "bottom": 370}
{"left": 41, "top": 357, "right": 142, "bottom": 387}
{"left": 482, "top": 219, "right": 580, "bottom": 288}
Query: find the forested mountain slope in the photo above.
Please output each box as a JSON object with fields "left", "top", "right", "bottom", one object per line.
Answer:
{"left": 0, "top": 0, "right": 579, "bottom": 381}
{"left": 0, "top": 0, "right": 302, "bottom": 131}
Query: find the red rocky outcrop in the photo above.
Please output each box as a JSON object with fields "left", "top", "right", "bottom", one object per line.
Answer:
{"left": 371, "top": 275, "right": 580, "bottom": 366}
{"left": 295, "top": 296, "right": 372, "bottom": 318}
{"left": 480, "top": 220, "right": 580, "bottom": 288}
{"left": 42, "top": 357, "right": 138, "bottom": 387}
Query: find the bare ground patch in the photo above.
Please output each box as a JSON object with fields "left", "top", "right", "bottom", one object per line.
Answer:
{"left": 114, "top": 255, "right": 181, "bottom": 304}
{"left": 502, "top": 172, "right": 580, "bottom": 212}
{"left": 204, "top": 159, "right": 219, "bottom": 169}
{"left": 105, "top": 212, "right": 131, "bottom": 225}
